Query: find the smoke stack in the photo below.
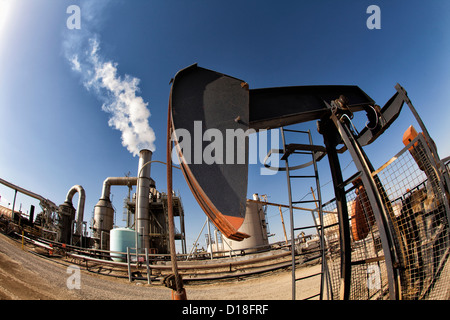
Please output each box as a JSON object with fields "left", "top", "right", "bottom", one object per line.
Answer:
{"left": 137, "top": 149, "right": 152, "bottom": 250}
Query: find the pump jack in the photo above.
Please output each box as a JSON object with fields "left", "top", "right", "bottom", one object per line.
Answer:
{"left": 167, "top": 64, "right": 450, "bottom": 300}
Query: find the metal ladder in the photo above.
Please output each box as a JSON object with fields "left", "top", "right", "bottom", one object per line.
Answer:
{"left": 280, "top": 127, "right": 328, "bottom": 300}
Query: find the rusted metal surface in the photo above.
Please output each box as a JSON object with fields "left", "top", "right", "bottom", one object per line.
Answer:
{"left": 167, "top": 95, "right": 184, "bottom": 297}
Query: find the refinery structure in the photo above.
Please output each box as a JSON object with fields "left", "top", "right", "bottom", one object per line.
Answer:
{"left": 1, "top": 65, "right": 450, "bottom": 300}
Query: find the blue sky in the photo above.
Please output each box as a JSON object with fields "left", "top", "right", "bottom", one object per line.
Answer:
{"left": 0, "top": 0, "right": 449, "bottom": 251}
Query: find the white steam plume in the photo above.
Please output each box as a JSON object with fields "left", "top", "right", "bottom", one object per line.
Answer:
{"left": 63, "top": 2, "right": 155, "bottom": 156}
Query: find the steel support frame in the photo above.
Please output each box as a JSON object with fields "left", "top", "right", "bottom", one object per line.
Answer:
{"left": 328, "top": 109, "right": 401, "bottom": 300}
{"left": 319, "top": 119, "right": 352, "bottom": 300}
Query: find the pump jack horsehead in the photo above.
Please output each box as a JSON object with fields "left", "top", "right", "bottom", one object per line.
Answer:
{"left": 168, "top": 64, "right": 450, "bottom": 300}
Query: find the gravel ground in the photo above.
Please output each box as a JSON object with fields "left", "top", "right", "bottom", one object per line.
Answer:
{"left": 0, "top": 233, "right": 321, "bottom": 300}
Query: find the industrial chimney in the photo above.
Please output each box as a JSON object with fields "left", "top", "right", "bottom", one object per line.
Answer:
{"left": 136, "top": 149, "right": 152, "bottom": 250}
{"left": 92, "top": 149, "right": 153, "bottom": 250}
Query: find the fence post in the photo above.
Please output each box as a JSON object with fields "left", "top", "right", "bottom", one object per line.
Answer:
{"left": 145, "top": 248, "right": 151, "bottom": 285}
{"left": 127, "top": 247, "right": 132, "bottom": 282}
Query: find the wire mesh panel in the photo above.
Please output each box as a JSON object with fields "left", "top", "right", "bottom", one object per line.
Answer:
{"left": 375, "top": 135, "right": 450, "bottom": 300}
{"left": 321, "top": 134, "right": 450, "bottom": 300}
{"left": 321, "top": 185, "right": 390, "bottom": 300}
{"left": 319, "top": 206, "right": 342, "bottom": 300}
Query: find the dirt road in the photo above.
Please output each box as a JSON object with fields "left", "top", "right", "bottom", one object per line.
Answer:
{"left": 0, "top": 233, "right": 321, "bottom": 300}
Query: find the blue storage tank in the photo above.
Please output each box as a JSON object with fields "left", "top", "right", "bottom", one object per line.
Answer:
{"left": 110, "top": 227, "right": 137, "bottom": 262}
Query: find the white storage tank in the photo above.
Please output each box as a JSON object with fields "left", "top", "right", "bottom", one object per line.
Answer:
{"left": 109, "top": 227, "right": 137, "bottom": 262}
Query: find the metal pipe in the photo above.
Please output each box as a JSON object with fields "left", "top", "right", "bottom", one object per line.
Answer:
{"left": 0, "top": 177, "right": 51, "bottom": 205}
{"left": 0, "top": 177, "right": 58, "bottom": 214}
{"left": 247, "top": 198, "right": 336, "bottom": 214}
{"left": 137, "top": 149, "right": 152, "bottom": 250}
{"left": 145, "top": 248, "right": 151, "bottom": 284}
{"left": 93, "top": 177, "right": 139, "bottom": 249}
{"left": 66, "top": 249, "right": 291, "bottom": 270}
{"left": 101, "top": 177, "right": 138, "bottom": 200}
{"left": 207, "top": 218, "right": 213, "bottom": 260}
{"left": 187, "top": 218, "right": 208, "bottom": 259}
{"left": 65, "top": 185, "right": 85, "bottom": 235}
{"left": 127, "top": 247, "right": 132, "bottom": 282}
{"left": 11, "top": 189, "right": 17, "bottom": 222}
{"left": 167, "top": 100, "right": 185, "bottom": 298}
